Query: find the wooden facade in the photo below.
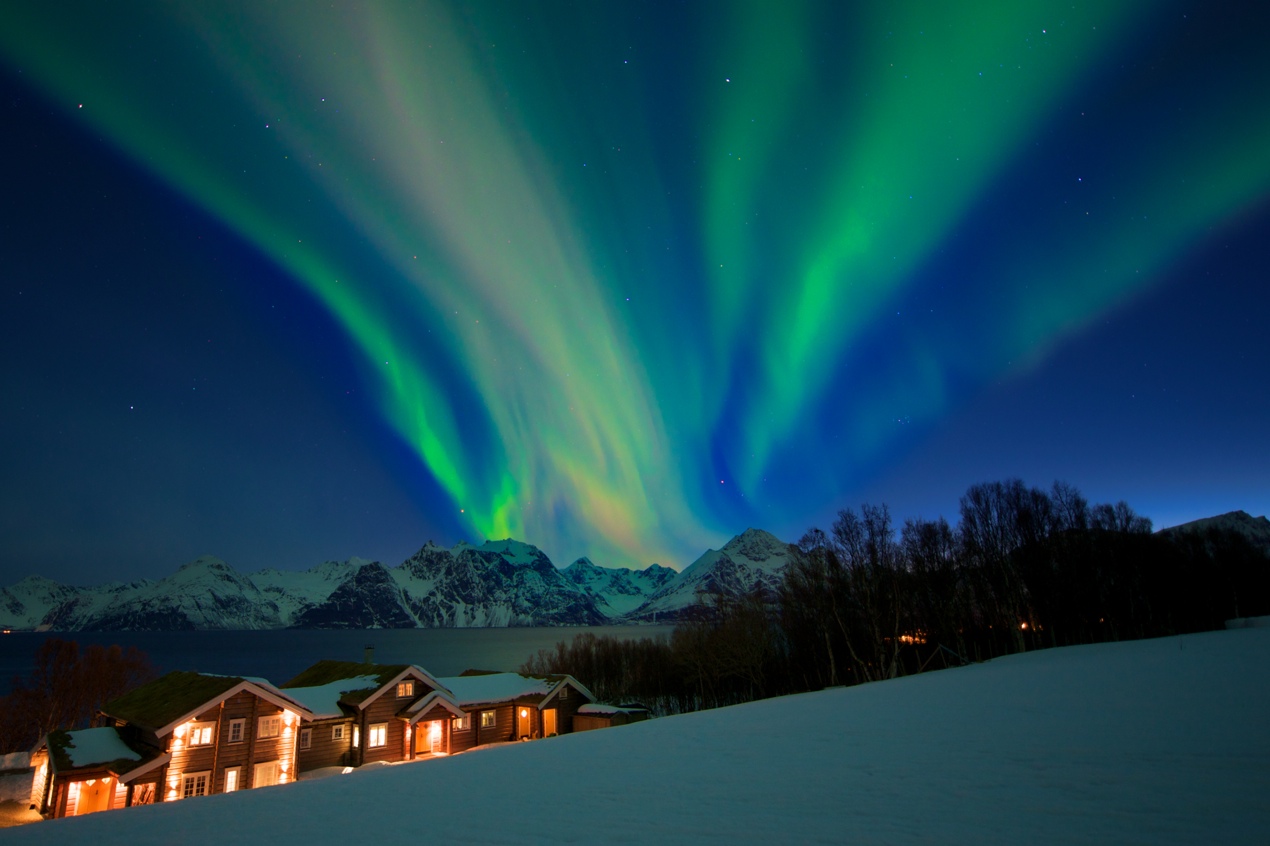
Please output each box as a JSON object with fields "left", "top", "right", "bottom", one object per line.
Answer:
{"left": 31, "top": 665, "right": 622, "bottom": 822}
{"left": 35, "top": 672, "right": 313, "bottom": 820}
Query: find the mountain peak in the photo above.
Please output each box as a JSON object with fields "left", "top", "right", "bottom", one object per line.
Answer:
{"left": 177, "top": 555, "right": 232, "bottom": 573}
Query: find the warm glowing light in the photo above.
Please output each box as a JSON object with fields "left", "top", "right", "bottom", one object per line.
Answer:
{"left": 520, "top": 709, "right": 528, "bottom": 718}
{"left": 174, "top": 724, "right": 188, "bottom": 737}
{"left": 283, "top": 710, "right": 295, "bottom": 725}
{"left": 1020, "top": 622, "right": 1030, "bottom": 630}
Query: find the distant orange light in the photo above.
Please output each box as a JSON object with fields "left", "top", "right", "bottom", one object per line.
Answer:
{"left": 1020, "top": 622, "right": 1029, "bottom": 630}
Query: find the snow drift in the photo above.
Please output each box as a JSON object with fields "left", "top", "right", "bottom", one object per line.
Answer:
{"left": 7, "top": 626, "right": 1268, "bottom": 844}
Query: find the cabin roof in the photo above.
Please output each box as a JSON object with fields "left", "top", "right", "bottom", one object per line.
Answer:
{"left": 102, "top": 671, "right": 312, "bottom": 735}
{"left": 576, "top": 703, "right": 648, "bottom": 716}
{"left": 282, "top": 660, "right": 449, "bottom": 714}
{"left": 435, "top": 671, "right": 592, "bottom": 708}
{"left": 437, "top": 672, "right": 553, "bottom": 706}
{"left": 283, "top": 660, "right": 410, "bottom": 697}
{"left": 281, "top": 673, "right": 386, "bottom": 718}
{"left": 44, "top": 727, "right": 153, "bottom": 775}
{"left": 104, "top": 671, "right": 244, "bottom": 730}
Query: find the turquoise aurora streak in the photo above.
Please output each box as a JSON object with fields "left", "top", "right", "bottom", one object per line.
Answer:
{"left": 2, "top": 1, "right": 1267, "bottom": 568}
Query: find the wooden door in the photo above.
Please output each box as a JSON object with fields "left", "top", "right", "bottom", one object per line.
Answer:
{"left": 517, "top": 707, "right": 532, "bottom": 739}
{"left": 428, "top": 721, "right": 443, "bottom": 754}
{"left": 543, "top": 708, "right": 557, "bottom": 736}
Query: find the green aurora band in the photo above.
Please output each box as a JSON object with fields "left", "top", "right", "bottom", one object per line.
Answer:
{"left": 3, "top": 0, "right": 1268, "bottom": 567}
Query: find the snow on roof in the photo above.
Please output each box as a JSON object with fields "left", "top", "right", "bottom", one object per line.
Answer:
{"left": 61, "top": 728, "right": 142, "bottom": 769}
{"left": 282, "top": 675, "right": 385, "bottom": 719}
{"left": 435, "top": 673, "right": 553, "bottom": 707}
{"left": 575, "top": 703, "right": 647, "bottom": 716}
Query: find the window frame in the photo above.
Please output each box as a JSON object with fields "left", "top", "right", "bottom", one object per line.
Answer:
{"left": 252, "top": 760, "right": 280, "bottom": 789}
{"left": 223, "top": 767, "right": 241, "bottom": 793}
{"left": 298, "top": 727, "right": 312, "bottom": 751}
{"left": 257, "top": 715, "right": 282, "bottom": 739}
{"left": 368, "top": 723, "right": 387, "bottom": 748}
{"left": 227, "top": 718, "right": 245, "bottom": 744}
{"left": 181, "top": 771, "right": 210, "bottom": 799}
{"left": 451, "top": 714, "right": 470, "bottom": 732}
{"left": 331, "top": 724, "right": 346, "bottom": 742}
{"left": 396, "top": 680, "right": 415, "bottom": 698}
{"left": 480, "top": 710, "right": 496, "bottom": 729}
{"left": 188, "top": 722, "right": 216, "bottom": 747}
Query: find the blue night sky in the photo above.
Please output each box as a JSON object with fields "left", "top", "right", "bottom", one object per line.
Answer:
{"left": 1, "top": 1, "right": 1267, "bottom": 586}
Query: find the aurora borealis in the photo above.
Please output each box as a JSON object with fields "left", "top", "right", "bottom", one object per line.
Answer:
{"left": 2, "top": 1, "right": 1268, "bottom": 584}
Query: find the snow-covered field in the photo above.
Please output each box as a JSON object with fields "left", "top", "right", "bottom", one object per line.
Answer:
{"left": 9, "top": 627, "right": 1269, "bottom": 844}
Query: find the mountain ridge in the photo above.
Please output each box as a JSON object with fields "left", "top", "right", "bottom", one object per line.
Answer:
{"left": 0, "top": 535, "right": 762, "bottom": 631}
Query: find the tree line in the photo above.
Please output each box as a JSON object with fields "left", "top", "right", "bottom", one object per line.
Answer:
{"left": 0, "top": 639, "right": 154, "bottom": 754}
{"left": 523, "top": 479, "right": 1270, "bottom": 713}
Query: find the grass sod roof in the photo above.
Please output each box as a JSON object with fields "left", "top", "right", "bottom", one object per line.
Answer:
{"left": 282, "top": 660, "right": 412, "bottom": 704}
{"left": 103, "top": 671, "right": 245, "bottom": 730}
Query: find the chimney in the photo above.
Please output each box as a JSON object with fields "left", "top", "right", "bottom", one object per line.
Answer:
{"left": 364, "top": 644, "right": 374, "bottom": 664}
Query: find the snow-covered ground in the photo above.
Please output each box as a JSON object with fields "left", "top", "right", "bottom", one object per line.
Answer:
{"left": 9, "top": 627, "right": 1269, "bottom": 844}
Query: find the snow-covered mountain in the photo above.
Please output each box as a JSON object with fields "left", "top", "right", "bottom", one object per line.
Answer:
{"left": 562, "top": 557, "right": 678, "bottom": 617}
{"left": 0, "top": 539, "right": 691, "bottom": 631}
{"left": 1158, "top": 510, "right": 1270, "bottom": 554}
{"left": 626, "top": 528, "right": 804, "bottom": 621}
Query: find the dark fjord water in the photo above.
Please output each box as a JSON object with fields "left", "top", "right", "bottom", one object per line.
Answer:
{"left": 0, "top": 625, "right": 676, "bottom": 694}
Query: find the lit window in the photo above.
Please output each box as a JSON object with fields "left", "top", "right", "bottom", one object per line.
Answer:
{"left": 189, "top": 723, "right": 215, "bottom": 746}
{"left": 299, "top": 727, "right": 312, "bottom": 751}
{"left": 352, "top": 726, "right": 360, "bottom": 748}
{"left": 258, "top": 716, "right": 281, "bottom": 739}
{"left": 480, "top": 710, "right": 496, "bottom": 729}
{"left": 396, "top": 681, "right": 414, "bottom": 698}
{"left": 332, "top": 724, "right": 345, "bottom": 742}
{"left": 253, "top": 761, "right": 280, "bottom": 788}
{"left": 227, "top": 718, "right": 245, "bottom": 744}
{"left": 451, "top": 714, "right": 470, "bottom": 732}
{"left": 368, "top": 723, "right": 387, "bottom": 748}
{"left": 181, "top": 772, "right": 209, "bottom": 799}
{"left": 223, "top": 768, "right": 240, "bottom": 793}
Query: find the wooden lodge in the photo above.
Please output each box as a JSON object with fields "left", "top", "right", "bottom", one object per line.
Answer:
{"left": 434, "top": 671, "right": 594, "bottom": 754}
{"left": 31, "top": 671, "right": 314, "bottom": 819}
{"left": 280, "top": 660, "right": 464, "bottom": 770}
{"left": 27, "top": 659, "right": 621, "bottom": 821}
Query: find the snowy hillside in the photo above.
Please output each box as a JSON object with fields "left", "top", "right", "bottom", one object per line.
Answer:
{"left": 7, "top": 627, "right": 1268, "bottom": 843}
{"left": 627, "top": 528, "right": 802, "bottom": 620}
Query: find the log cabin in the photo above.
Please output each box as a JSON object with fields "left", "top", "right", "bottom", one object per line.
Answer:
{"left": 31, "top": 671, "right": 314, "bottom": 818}
{"left": 281, "top": 660, "right": 463, "bottom": 771}
{"left": 434, "top": 671, "right": 594, "bottom": 754}
{"left": 572, "top": 703, "right": 651, "bottom": 731}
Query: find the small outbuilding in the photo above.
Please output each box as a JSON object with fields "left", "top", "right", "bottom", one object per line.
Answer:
{"left": 572, "top": 703, "right": 651, "bottom": 732}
